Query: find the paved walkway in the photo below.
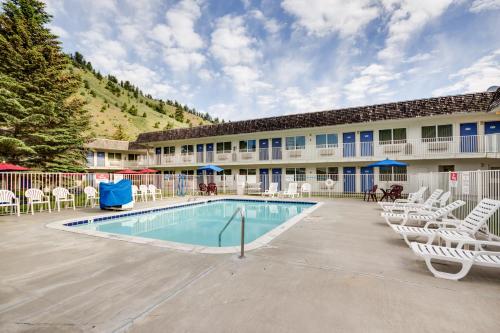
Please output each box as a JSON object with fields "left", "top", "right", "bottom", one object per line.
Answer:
{"left": 0, "top": 198, "right": 499, "bottom": 332}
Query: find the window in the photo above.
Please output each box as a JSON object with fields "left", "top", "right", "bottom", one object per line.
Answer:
{"left": 86, "top": 151, "right": 94, "bottom": 166}
{"left": 217, "top": 169, "right": 232, "bottom": 175}
{"left": 181, "top": 170, "right": 194, "bottom": 175}
{"left": 128, "top": 154, "right": 137, "bottom": 161}
{"left": 285, "top": 136, "right": 306, "bottom": 150}
{"left": 316, "top": 134, "right": 338, "bottom": 148}
{"left": 217, "top": 142, "right": 231, "bottom": 153}
{"left": 181, "top": 145, "right": 194, "bottom": 154}
{"left": 163, "top": 146, "right": 175, "bottom": 155}
{"left": 108, "top": 152, "right": 122, "bottom": 160}
{"left": 380, "top": 166, "right": 407, "bottom": 182}
{"left": 286, "top": 168, "right": 306, "bottom": 181}
{"left": 379, "top": 128, "right": 407, "bottom": 144}
{"left": 239, "top": 139, "right": 256, "bottom": 152}
{"left": 422, "top": 124, "right": 453, "bottom": 142}
{"left": 239, "top": 169, "right": 256, "bottom": 175}
{"left": 316, "top": 167, "right": 338, "bottom": 181}
{"left": 439, "top": 165, "right": 455, "bottom": 172}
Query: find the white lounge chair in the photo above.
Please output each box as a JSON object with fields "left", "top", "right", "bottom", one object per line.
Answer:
{"left": 280, "top": 182, "right": 299, "bottom": 198}
{"left": 148, "top": 184, "right": 162, "bottom": 201}
{"left": 391, "top": 198, "right": 500, "bottom": 246}
{"left": 379, "top": 186, "right": 427, "bottom": 210}
{"left": 411, "top": 240, "right": 500, "bottom": 280}
{"left": 52, "top": 187, "right": 75, "bottom": 212}
{"left": 385, "top": 189, "right": 444, "bottom": 213}
{"left": 300, "top": 183, "right": 312, "bottom": 197}
{"left": 382, "top": 200, "right": 465, "bottom": 227}
{"left": 0, "top": 190, "right": 20, "bottom": 216}
{"left": 84, "top": 186, "right": 99, "bottom": 208}
{"left": 262, "top": 182, "right": 279, "bottom": 197}
{"left": 25, "top": 188, "right": 51, "bottom": 214}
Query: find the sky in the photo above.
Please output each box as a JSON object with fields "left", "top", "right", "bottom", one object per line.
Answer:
{"left": 43, "top": 0, "right": 500, "bottom": 121}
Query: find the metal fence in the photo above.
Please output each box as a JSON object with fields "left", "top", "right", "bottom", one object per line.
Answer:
{"left": 415, "top": 170, "right": 500, "bottom": 237}
{"left": 1, "top": 170, "right": 499, "bottom": 237}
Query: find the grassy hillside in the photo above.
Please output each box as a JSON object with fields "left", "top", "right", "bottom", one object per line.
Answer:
{"left": 73, "top": 65, "right": 213, "bottom": 141}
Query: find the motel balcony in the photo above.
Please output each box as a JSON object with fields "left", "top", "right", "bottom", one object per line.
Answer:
{"left": 145, "top": 134, "right": 500, "bottom": 167}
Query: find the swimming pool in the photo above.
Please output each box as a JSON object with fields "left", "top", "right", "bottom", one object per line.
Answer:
{"left": 50, "top": 199, "right": 319, "bottom": 253}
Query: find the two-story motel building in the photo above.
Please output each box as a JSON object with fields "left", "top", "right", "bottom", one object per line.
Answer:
{"left": 86, "top": 89, "right": 500, "bottom": 191}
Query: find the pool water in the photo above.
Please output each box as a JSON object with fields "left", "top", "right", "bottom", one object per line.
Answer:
{"left": 73, "top": 200, "right": 315, "bottom": 247}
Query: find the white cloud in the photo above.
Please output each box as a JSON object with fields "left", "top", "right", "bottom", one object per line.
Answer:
{"left": 344, "top": 64, "right": 400, "bottom": 102}
{"left": 433, "top": 49, "right": 500, "bottom": 95}
{"left": 149, "top": 0, "right": 205, "bottom": 71}
{"left": 210, "top": 15, "right": 260, "bottom": 66}
{"left": 281, "top": 0, "right": 379, "bottom": 37}
{"left": 378, "top": 0, "right": 456, "bottom": 61}
{"left": 206, "top": 103, "right": 237, "bottom": 120}
{"left": 404, "top": 52, "right": 433, "bottom": 63}
{"left": 249, "top": 10, "right": 283, "bottom": 35}
{"left": 470, "top": 0, "right": 500, "bottom": 12}
{"left": 281, "top": 86, "right": 339, "bottom": 113}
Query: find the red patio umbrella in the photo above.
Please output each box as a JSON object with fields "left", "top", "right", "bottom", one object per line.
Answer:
{"left": 115, "top": 169, "right": 139, "bottom": 174}
{"left": 0, "top": 162, "right": 30, "bottom": 171}
{"left": 138, "top": 168, "right": 158, "bottom": 174}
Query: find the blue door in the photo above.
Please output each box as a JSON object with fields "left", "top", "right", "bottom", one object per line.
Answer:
{"left": 196, "top": 144, "right": 204, "bottom": 163}
{"left": 97, "top": 152, "right": 105, "bottom": 167}
{"left": 272, "top": 138, "right": 282, "bottom": 160}
{"left": 272, "top": 168, "right": 282, "bottom": 191}
{"left": 260, "top": 169, "right": 269, "bottom": 191}
{"left": 206, "top": 143, "right": 214, "bottom": 162}
{"left": 460, "top": 123, "right": 477, "bottom": 152}
{"left": 86, "top": 151, "right": 95, "bottom": 166}
{"left": 343, "top": 132, "right": 356, "bottom": 157}
{"left": 343, "top": 167, "right": 356, "bottom": 193}
{"left": 485, "top": 121, "right": 500, "bottom": 134}
{"left": 360, "top": 131, "right": 373, "bottom": 156}
{"left": 155, "top": 147, "right": 161, "bottom": 155}
{"left": 259, "top": 139, "right": 269, "bottom": 160}
{"left": 360, "top": 167, "right": 374, "bottom": 192}
{"left": 196, "top": 169, "right": 204, "bottom": 185}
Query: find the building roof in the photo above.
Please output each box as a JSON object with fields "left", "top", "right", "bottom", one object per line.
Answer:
{"left": 488, "top": 88, "right": 500, "bottom": 113}
{"left": 135, "top": 91, "right": 497, "bottom": 144}
{"left": 85, "top": 138, "right": 147, "bottom": 152}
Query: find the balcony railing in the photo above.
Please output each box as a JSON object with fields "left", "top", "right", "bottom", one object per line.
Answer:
{"left": 86, "top": 134, "right": 500, "bottom": 168}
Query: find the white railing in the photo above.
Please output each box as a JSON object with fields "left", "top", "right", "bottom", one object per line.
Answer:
{"left": 134, "top": 134, "right": 499, "bottom": 167}
{"left": 415, "top": 169, "right": 500, "bottom": 238}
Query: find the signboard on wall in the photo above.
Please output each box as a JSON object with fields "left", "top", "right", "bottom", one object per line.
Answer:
{"left": 449, "top": 172, "right": 458, "bottom": 188}
{"left": 95, "top": 173, "right": 109, "bottom": 185}
{"left": 462, "top": 172, "right": 470, "bottom": 195}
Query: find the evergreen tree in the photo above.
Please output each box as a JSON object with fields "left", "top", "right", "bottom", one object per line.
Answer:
{"left": 174, "top": 107, "right": 184, "bottom": 122}
{"left": 111, "top": 124, "right": 128, "bottom": 140}
{"left": 0, "top": 0, "right": 90, "bottom": 171}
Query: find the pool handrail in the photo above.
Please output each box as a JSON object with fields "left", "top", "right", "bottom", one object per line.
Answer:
{"left": 218, "top": 207, "right": 246, "bottom": 258}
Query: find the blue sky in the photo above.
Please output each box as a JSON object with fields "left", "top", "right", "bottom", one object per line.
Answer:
{"left": 43, "top": 0, "right": 500, "bottom": 121}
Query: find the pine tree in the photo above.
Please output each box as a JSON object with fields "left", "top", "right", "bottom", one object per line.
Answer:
{"left": 111, "top": 124, "right": 128, "bottom": 140}
{"left": 174, "top": 107, "right": 184, "bottom": 122}
{"left": 0, "top": 0, "right": 90, "bottom": 171}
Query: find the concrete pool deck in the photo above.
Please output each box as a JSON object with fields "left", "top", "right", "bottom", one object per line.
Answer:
{"left": 0, "top": 197, "right": 499, "bottom": 332}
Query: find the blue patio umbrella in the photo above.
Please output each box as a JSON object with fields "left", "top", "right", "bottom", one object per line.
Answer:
{"left": 366, "top": 158, "right": 408, "bottom": 168}
{"left": 197, "top": 165, "right": 224, "bottom": 172}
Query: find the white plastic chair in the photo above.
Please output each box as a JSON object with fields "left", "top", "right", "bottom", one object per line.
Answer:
{"left": 385, "top": 189, "right": 444, "bottom": 213}
{"left": 0, "top": 190, "right": 20, "bottom": 216}
{"left": 139, "top": 185, "right": 149, "bottom": 202}
{"left": 52, "top": 187, "right": 75, "bottom": 212}
{"left": 281, "top": 182, "right": 299, "bottom": 198}
{"left": 300, "top": 183, "right": 312, "bottom": 197}
{"left": 25, "top": 188, "right": 51, "bottom": 215}
{"left": 148, "top": 184, "right": 162, "bottom": 201}
{"left": 84, "top": 186, "right": 99, "bottom": 208}
{"left": 262, "top": 183, "right": 279, "bottom": 197}
{"left": 379, "top": 186, "right": 428, "bottom": 210}
{"left": 132, "top": 185, "right": 140, "bottom": 202}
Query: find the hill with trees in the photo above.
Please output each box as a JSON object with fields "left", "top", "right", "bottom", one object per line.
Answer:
{"left": 70, "top": 52, "right": 220, "bottom": 141}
